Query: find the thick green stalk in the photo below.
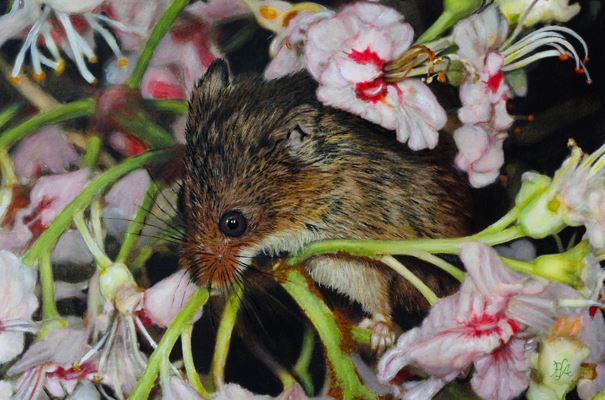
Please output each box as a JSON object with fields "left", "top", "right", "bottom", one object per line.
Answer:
{"left": 114, "top": 110, "right": 175, "bottom": 148}
{"left": 403, "top": 250, "right": 465, "bottom": 282}
{"left": 292, "top": 327, "right": 315, "bottom": 395}
{"left": 0, "top": 102, "right": 23, "bottom": 128}
{"left": 128, "top": 288, "right": 209, "bottom": 400}
{"left": 0, "top": 98, "right": 95, "bottom": 149}
{"left": 127, "top": 0, "right": 191, "bottom": 89}
{"left": 144, "top": 99, "right": 188, "bottom": 115}
{"left": 381, "top": 256, "right": 438, "bottom": 305}
{"left": 210, "top": 284, "right": 244, "bottom": 388}
{"left": 280, "top": 269, "right": 376, "bottom": 400}
{"left": 182, "top": 324, "right": 209, "bottom": 397}
{"left": 22, "top": 149, "right": 175, "bottom": 266}
{"left": 82, "top": 134, "right": 102, "bottom": 169}
{"left": 39, "top": 251, "right": 60, "bottom": 321}
{"left": 116, "top": 181, "right": 160, "bottom": 264}
{"left": 416, "top": 0, "right": 481, "bottom": 43}
{"left": 478, "top": 208, "right": 520, "bottom": 235}
{"left": 287, "top": 227, "right": 523, "bottom": 266}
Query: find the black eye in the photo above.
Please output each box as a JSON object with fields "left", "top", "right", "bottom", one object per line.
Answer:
{"left": 218, "top": 210, "right": 247, "bottom": 237}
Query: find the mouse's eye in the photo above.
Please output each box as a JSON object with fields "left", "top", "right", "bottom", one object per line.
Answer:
{"left": 218, "top": 210, "right": 247, "bottom": 237}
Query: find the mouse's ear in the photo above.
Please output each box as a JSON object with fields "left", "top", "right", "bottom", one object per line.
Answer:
{"left": 186, "top": 60, "right": 231, "bottom": 143}
{"left": 192, "top": 59, "right": 231, "bottom": 103}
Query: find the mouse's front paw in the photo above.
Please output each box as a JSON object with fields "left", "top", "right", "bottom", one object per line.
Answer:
{"left": 359, "top": 313, "right": 397, "bottom": 354}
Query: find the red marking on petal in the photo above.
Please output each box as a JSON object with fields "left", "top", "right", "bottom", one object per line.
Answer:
{"left": 348, "top": 47, "right": 385, "bottom": 69}
{"left": 589, "top": 306, "right": 598, "bottom": 319}
{"left": 122, "top": 135, "right": 147, "bottom": 157}
{"left": 193, "top": 32, "right": 216, "bottom": 68}
{"left": 135, "top": 309, "right": 153, "bottom": 328}
{"left": 355, "top": 78, "right": 388, "bottom": 103}
{"left": 389, "top": 367, "right": 415, "bottom": 385}
{"left": 69, "top": 16, "right": 88, "bottom": 33}
{"left": 48, "top": 361, "right": 96, "bottom": 381}
{"left": 147, "top": 80, "right": 186, "bottom": 100}
{"left": 486, "top": 71, "right": 504, "bottom": 93}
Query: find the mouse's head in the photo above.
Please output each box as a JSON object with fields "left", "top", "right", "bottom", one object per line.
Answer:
{"left": 179, "top": 60, "right": 349, "bottom": 289}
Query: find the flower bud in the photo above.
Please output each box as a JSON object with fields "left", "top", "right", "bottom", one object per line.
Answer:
{"left": 517, "top": 172, "right": 565, "bottom": 239}
{"left": 99, "top": 263, "right": 137, "bottom": 304}
{"left": 532, "top": 241, "right": 589, "bottom": 289}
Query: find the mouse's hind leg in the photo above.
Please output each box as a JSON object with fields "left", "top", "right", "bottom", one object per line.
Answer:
{"left": 304, "top": 255, "right": 396, "bottom": 353}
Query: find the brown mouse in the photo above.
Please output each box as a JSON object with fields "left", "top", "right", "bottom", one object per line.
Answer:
{"left": 179, "top": 60, "right": 470, "bottom": 350}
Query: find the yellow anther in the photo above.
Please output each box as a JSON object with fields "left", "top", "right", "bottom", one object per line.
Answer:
{"left": 117, "top": 57, "right": 128, "bottom": 68}
{"left": 88, "top": 55, "right": 98, "bottom": 64}
{"left": 280, "top": 2, "right": 324, "bottom": 27}
{"left": 55, "top": 59, "right": 65, "bottom": 76}
{"left": 259, "top": 5, "right": 278, "bottom": 20}
{"left": 9, "top": 75, "right": 21, "bottom": 86}
{"left": 33, "top": 72, "right": 46, "bottom": 81}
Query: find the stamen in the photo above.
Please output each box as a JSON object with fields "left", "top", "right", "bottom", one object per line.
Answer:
{"left": 40, "top": 23, "right": 62, "bottom": 61}
{"left": 56, "top": 12, "right": 96, "bottom": 83}
{"left": 502, "top": 49, "right": 561, "bottom": 71}
{"left": 96, "top": 14, "right": 145, "bottom": 34}
{"left": 11, "top": 6, "right": 50, "bottom": 81}
{"left": 30, "top": 41, "right": 45, "bottom": 81}
{"left": 85, "top": 14, "right": 124, "bottom": 63}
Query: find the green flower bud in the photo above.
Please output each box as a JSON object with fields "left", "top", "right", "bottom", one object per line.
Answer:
{"left": 100, "top": 262, "right": 137, "bottom": 303}
{"left": 532, "top": 241, "right": 589, "bottom": 289}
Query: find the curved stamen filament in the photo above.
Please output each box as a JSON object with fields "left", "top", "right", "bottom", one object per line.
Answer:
{"left": 383, "top": 45, "right": 435, "bottom": 82}
{"left": 56, "top": 12, "right": 96, "bottom": 83}
{"left": 11, "top": 6, "right": 50, "bottom": 81}
{"left": 85, "top": 14, "right": 127, "bottom": 67}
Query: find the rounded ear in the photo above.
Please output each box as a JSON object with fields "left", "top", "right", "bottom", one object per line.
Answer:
{"left": 193, "top": 59, "right": 230, "bottom": 101}
{"left": 186, "top": 60, "right": 231, "bottom": 143}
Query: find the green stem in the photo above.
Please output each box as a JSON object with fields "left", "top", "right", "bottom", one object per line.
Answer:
{"left": 403, "top": 250, "right": 465, "bottom": 282}
{"left": 91, "top": 199, "right": 105, "bottom": 248}
{"left": 292, "top": 327, "right": 315, "bottom": 395}
{"left": 22, "top": 149, "right": 175, "bottom": 267}
{"left": 74, "top": 211, "right": 112, "bottom": 270}
{"left": 287, "top": 227, "right": 523, "bottom": 266}
{"left": 128, "top": 288, "right": 210, "bottom": 400}
{"left": 280, "top": 269, "right": 376, "bottom": 400}
{"left": 116, "top": 181, "right": 160, "bottom": 264}
{"left": 0, "top": 98, "right": 95, "bottom": 149}
{"left": 0, "top": 101, "right": 24, "bottom": 129}
{"left": 0, "top": 149, "right": 16, "bottom": 185}
{"left": 144, "top": 99, "right": 188, "bottom": 115}
{"left": 114, "top": 110, "right": 175, "bottom": 148}
{"left": 478, "top": 208, "right": 519, "bottom": 236}
{"left": 182, "top": 324, "right": 209, "bottom": 397}
{"left": 350, "top": 326, "right": 371, "bottom": 346}
{"left": 416, "top": 0, "right": 481, "bottom": 44}
{"left": 39, "top": 250, "right": 60, "bottom": 321}
{"left": 381, "top": 256, "right": 439, "bottom": 305}
{"left": 126, "top": 0, "right": 191, "bottom": 89}
{"left": 82, "top": 134, "right": 102, "bottom": 169}
{"left": 210, "top": 284, "right": 243, "bottom": 388}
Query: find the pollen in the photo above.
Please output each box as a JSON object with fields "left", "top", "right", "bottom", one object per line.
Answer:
{"left": 117, "top": 57, "right": 128, "bottom": 68}
{"left": 259, "top": 5, "right": 278, "bottom": 20}
{"left": 71, "top": 363, "right": 82, "bottom": 372}
{"left": 8, "top": 75, "right": 21, "bottom": 86}
{"left": 88, "top": 55, "right": 98, "bottom": 64}
{"left": 575, "top": 67, "right": 585, "bottom": 74}
{"left": 527, "top": 114, "right": 535, "bottom": 122}
{"left": 547, "top": 197, "right": 561, "bottom": 213}
{"left": 437, "top": 71, "right": 447, "bottom": 83}
{"left": 559, "top": 53, "right": 569, "bottom": 61}
{"left": 33, "top": 72, "right": 46, "bottom": 82}
{"left": 55, "top": 59, "right": 65, "bottom": 76}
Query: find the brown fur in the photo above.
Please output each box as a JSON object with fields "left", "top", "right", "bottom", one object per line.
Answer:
{"left": 179, "top": 60, "right": 470, "bottom": 318}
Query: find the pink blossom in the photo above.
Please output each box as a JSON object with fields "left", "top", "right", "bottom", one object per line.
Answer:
{"left": 143, "top": 269, "right": 202, "bottom": 328}
{"left": 0, "top": 250, "right": 38, "bottom": 364}
{"left": 162, "top": 376, "right": 203, "bottom": 400}
{"left": 304, "top": 2, "right": 446, "bottom": 150}
{"left": 7, "top": 325, "right": 96, "bottom": 398}
{"left": 264, "top": 10, "right": 334, "bottom": 80}
{"left": 104, "top": 0, "right": 170, "bottom": 50}
{"left": 452, "top": 6, "right": 515, "bottom": 187}
{"left": 102, "top": 169, "right": 150, "bottom": 238}
{"left": 577, "top": 308, "right": 605, "bottom": 399}
{"left": 141, "top": 66, "right": 187, "bottom": 100}
{"left": 471, "top": 337, "right": 534, "bottom": 400}
{"left": 14, "top": 169, "right": 89, "bottom": 239}
{"left": 454, "top": 124, "right": 506, "bottom": 188}
{"left": 378, "top": 243, "right": 548, "bottom": 400}
{"left": 12, "top": 126, "right": 80, "bottom": 182}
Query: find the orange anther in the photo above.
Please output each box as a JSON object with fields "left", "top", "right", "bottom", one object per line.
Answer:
{"left": 559, "top": 53, "right": 569, "bottom": 61}
{"left": 8, "top": 76, "right": 21, "bottom": 86}
{"left": 260, "top": 5, "right": 278, "bottom": 20}
{"left": 33, "top": 72, "right": 46, "bottom": 81}
{"left": 575, "top": 68, "right": 585, "bottom": 74}
{"left": 55, "top": 59, "right": 65, "bottom": 76}
{"left": 513, "top": 127, "right": 522, "bottom": 137}
{"left": 437, "top": 71, "right": 447, "bottom": 83}
{"left": 117, "top": 57, "right": 128, "bottom": 68}
{"left": 527, "top": 114, "right": 535, "bottom": 122}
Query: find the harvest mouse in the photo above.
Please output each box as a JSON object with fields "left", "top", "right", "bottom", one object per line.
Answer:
{"left": 179, "top": 60, "right": 470, "bottom": 350}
